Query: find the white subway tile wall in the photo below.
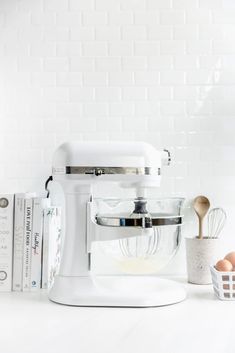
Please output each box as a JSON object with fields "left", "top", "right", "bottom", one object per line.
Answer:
{"left": 0, "top": 0, "right": 235, "bottom": 273}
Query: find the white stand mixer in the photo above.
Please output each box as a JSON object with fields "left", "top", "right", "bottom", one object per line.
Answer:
{"left": 49, "top": 141, "right": 186, "bottom": 307}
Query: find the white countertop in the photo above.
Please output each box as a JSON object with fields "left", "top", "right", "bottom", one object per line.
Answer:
{"left": 1, "top": 278, "right": 234, "bottom": 353}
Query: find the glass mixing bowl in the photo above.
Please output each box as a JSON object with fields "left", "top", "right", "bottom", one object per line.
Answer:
{"left": 92, "top": 197, "right": 185, "bottom": 275}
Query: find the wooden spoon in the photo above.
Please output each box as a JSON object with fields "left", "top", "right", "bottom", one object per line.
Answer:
{"left": 193, "top": 195, "right": 210, "bottom": 239}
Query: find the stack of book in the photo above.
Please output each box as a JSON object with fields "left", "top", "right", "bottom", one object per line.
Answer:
{"left": 0, "top": 193, "right": 61, "bottom": 292}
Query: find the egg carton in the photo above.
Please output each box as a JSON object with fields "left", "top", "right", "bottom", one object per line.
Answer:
{"left": 210, "top": 265, "right": 235, "bottom": 300}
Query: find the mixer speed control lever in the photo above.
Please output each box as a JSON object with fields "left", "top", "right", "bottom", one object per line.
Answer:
{"left": 161, "top": 149, "right": 171, "bottom": 166}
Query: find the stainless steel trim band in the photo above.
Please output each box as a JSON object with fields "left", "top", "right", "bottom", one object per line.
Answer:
{"left": 52, "top": 166, "right": 161, "bottom": 176}
{"left": 95, "top": 215, "right": 183, "bottom": 228}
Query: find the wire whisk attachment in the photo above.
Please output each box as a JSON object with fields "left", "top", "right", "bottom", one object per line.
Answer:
{"left": 119, "top": 228, "right": 161, "bottom": 258}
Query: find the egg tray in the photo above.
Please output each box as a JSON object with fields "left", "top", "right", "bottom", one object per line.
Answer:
{"left": 210, "top": 265, "right": 235, "bottom": 300}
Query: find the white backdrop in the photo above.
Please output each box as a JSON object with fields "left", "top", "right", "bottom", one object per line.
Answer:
{"left": 0, "top": 0, "right": 235, "bottom": 274}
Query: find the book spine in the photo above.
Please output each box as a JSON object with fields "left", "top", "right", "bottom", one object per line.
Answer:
{"left": 31, "top": 198, "right": 44, "bottom": 291}
{"left": 42, "top": 208, "right": 50, "bottom": 289}
{"left": 0, "top": 195, "right": 14, "bottom": 292}
{"left": 12, "top": 194, "right": 25, "bottom": 291}
{"left": 22, "top": 198, "right": 33, "bottom": 291}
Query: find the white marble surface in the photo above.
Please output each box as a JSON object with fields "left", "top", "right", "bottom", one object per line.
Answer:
{"left": 0, "top": 278, "right": 234, "bottom": 353}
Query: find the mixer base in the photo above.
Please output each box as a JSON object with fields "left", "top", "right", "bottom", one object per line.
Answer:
{"left": 49, "top": 275, "right": 186, "bottom": 307}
